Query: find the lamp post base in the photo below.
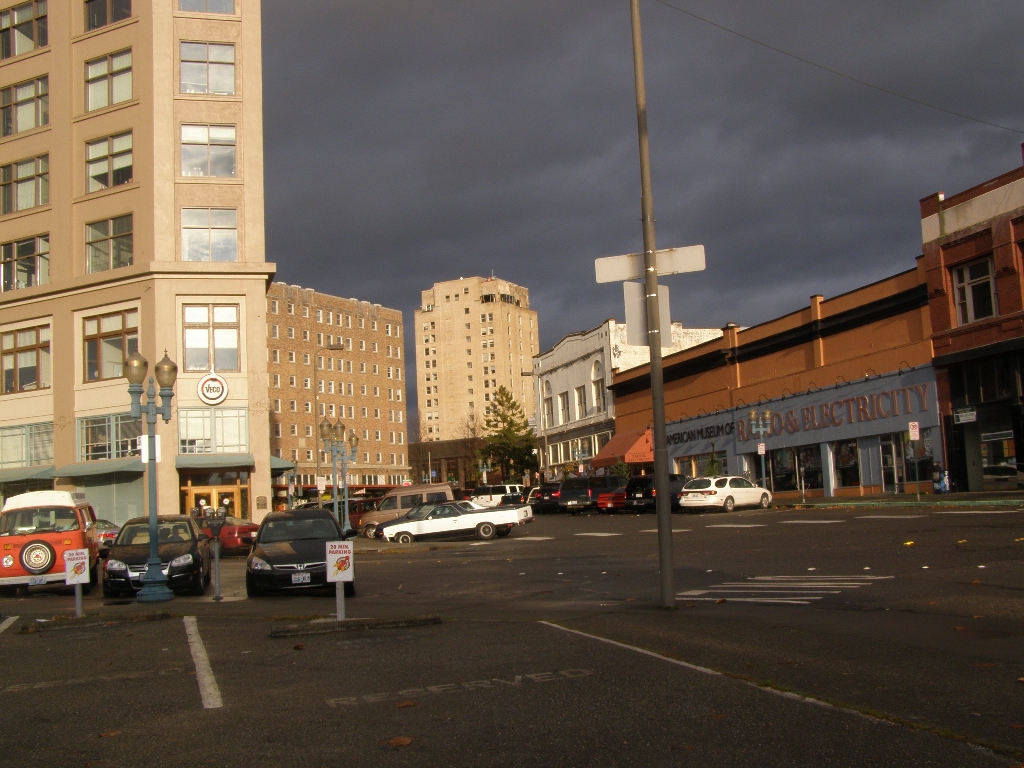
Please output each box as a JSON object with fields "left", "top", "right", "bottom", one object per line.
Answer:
{"left": 137, "top": 561, "right": 174, "bottom": 603}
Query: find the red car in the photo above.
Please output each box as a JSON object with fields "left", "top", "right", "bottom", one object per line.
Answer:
{"left": 200, "top": 516, "right": 259, "bottom": 553}
{"left": 597, "top": 487, "right": 627, "bottom": 513}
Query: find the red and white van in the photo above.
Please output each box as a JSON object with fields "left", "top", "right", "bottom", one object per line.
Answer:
{"left": 0, "top": 491, "right": 100, "bottom": 593}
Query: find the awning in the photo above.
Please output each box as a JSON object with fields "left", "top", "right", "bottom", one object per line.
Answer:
{"left": 55, "top": 457, "right": 145, "bottom": 477}
{"left": 0, "top": 465, "right": 55, "bottom": 484}
{"left": 175, "top": 453, "right": 255, "bottom": 470}
{"left": 591, "top": 429, "right": 652, "bottom": 468}
{"left": 270, "top": 456, "right": 295, "bottom": 474}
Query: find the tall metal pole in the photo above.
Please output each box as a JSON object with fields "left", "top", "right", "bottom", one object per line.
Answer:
{"left": 630, "top": 0, "right": 674, "bottom": 609}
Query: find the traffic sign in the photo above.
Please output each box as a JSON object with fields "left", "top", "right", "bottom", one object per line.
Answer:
{"left": 316, "top": 476, "right": 327, "bottom": 493}
{"left": 594, "top": 245, "right": 706, "bottom": 283}
{"left": 63, "top": 549, "right": 90, "bottom": 585}
{"left": 326, "top": 541, "right": 354, "bottom": 583}
{"left": 908, "top": 421, "right": 920, "bottom": 441}
{"left": 757, "top": 443, "right": 766, "bottom": 455}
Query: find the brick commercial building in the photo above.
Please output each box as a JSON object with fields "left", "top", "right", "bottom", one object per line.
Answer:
{"left": 266, "top": 282, "right": 409, "bottom": 506}
{"left": 0, "top": 1, "right": 275, "bottom": 520}
{"left": 921, "top": 151, "right": 1024, "bottom": 491}
{"left": 415, "top": 276, "right": 538, "bottom": 442}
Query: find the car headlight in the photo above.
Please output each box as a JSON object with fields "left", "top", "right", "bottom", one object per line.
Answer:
{"left": 2, "top": 555, "right": 13, "bottom": 568}
{"left": 106, "top": 559, "right": 127, "bottom": 571}
{"left": 170, "top": 554, "right": 194, "bottom": 567}
{"left": 249, "top": 556, "right": 271, "bottom": 571}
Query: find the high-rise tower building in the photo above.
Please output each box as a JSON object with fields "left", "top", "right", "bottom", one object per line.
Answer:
{"left": 0, "top": 1, "right": 274, "bottom": 521}
{"left": 414, "top": 276, "right": 538, "bottom": 442}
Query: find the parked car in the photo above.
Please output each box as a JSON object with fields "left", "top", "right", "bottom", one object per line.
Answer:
{"left": 358, "top": 483, "right": 453, "bottom": 538}
{"left": 95, "top": 519, "right": 120, "bottom": 553}
{"left": 199, "top": 516, "right": 259, "bottom": 553}
{"left": 623, "top": 475, "right": 688, "bottom": 512}
{"left": 0, "top": 491, "right": 101, "bottom": 595}
{"left": 103, "top": 515, "right": 211, "bottom": 597}
{"left": 558, "top": 476, "right": 626, "bottom": 513}
{"left": 676, "top": 476, "right": 772, "bottom": 513}
{"left": 982, "top": 463, "right": 1024, "bottom": 491}
{"left": 530, "top": 483, "right": 561, "bottom": 515}
{"left": 375, "top": 500, "right": 533, "bottom": 543}
{"left": 246, "top": 508, "right": 354, "bottom": 597}
{"left": 597, "top": 485, "right": 628, "bottom": 513}
{"left": 500, "top": 491, "right": 527, "bottom": 505}
{"left": 470, "top": 485, "right": 525, "bottom": 507}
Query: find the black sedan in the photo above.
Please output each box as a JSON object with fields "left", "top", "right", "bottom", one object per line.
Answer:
{"left": 246, "top": 508, "right": 355, "bottom": 598}
{"left": 102, "top": 516, "right": 212, "bottom": 597}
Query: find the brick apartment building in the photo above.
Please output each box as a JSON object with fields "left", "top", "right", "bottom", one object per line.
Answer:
{"left": 266, "top": 283, "right": 409, "bottom": 505}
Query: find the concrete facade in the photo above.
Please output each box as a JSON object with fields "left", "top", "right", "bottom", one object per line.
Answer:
{"left": 414, "top": 276, "right": 538, "bottom": 442}
{"left": 0, "top": 1, "right": 274, "bottom": 521}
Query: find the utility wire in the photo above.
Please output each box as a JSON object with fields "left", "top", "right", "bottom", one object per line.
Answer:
{"left": 655, "top": 0, "right": 1024, "bottom": 136}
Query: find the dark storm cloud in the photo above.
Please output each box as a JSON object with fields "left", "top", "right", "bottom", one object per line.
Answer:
{"left": 261, "top": 0, "right": 1024, "bottom": 408}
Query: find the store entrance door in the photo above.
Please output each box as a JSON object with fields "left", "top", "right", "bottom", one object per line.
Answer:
{"left": 186, "top": 487, "right": 241, "bottom": 518}
{"left": 880, "top": 434, "right": 905, "bottom": 494}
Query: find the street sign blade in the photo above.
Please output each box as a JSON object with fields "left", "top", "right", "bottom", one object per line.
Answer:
{"left": 624, "top": 282, "right": 672, "bottom": 348}
{"left": 595, "top": 245, "right": 705, "bottom": 283}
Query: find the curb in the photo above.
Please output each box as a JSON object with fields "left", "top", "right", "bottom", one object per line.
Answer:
{"left": 269, "top": 615, "right": 442, "bottom": 638}
{"left": 18, "top": 611, "right": 174, "bottom": 634}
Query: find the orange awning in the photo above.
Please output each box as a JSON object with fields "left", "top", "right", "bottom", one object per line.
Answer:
{"left": 591, "top": 429, "right": 652, "bottom": 468}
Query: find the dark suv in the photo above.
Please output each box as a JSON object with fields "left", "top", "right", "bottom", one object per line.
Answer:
{"left": 558, "top": 476, "right": 627, "bottom": 514}
{"left": 530, "top": 483, "right": 562, "bottom": 514}
{"left": 623, "top": 474, "right": 687, "bottom": 512}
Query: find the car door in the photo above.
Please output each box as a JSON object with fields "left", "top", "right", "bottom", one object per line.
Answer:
{"left": 728, "top": 477, "right": 751, "bottom": 507}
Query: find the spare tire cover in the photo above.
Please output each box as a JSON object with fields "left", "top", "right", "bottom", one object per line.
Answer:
{"left": 20, "top": 540, "right": 56, "bottom": 575}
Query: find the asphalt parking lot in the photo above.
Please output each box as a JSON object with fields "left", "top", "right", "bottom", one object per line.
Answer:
{"left": 1, "top": 503, "right": 1022, "bottom": 766}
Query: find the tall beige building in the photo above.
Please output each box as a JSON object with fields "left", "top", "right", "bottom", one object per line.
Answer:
{"left": 266, "top": 282, "right": 409, "bottom": 508}
{"left": 0, "top": 1, "right": 274, "bottom": 522}
{"left": 415, "top": 276, "right": 538, "bottom": 442}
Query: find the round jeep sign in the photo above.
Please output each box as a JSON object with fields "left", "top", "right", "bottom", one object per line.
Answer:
{"left": 197, "top": 372, "right": 228, "bottom": 405}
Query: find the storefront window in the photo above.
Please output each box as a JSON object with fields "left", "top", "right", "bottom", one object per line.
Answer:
{"left": 797, "top": 445, "right": 823, "bottom": 489}
{"left": 905, "top": 428, "right": 935, "bottom": 487}
{"left": 694, "top": 451, "right": 728, "bottom": 477}
{"left": 833, "top": 440, "right": 860, "bottom": 487}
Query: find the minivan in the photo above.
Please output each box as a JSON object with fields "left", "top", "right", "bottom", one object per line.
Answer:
{"left": 357, "top": 484, "right": 453, "bottom": 538}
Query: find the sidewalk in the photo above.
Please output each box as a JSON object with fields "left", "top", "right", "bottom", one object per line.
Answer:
{"left": 777, "top": 490, "right": 1024, "bottom": 509}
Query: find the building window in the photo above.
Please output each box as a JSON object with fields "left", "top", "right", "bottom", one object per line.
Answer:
{"left": 183, "top": 304, "right": 239, "bottom": 371}
{"left": 1, "top": 76, "right": 47, "bottom": 136}
{"left": 0, "top": 421, "right": 51, "bottom": 467}
{"left": 1, "top": 233, "right": 48, "bottom": 292}
{"left": 558, "top": 391, "right": 570, "bottom": 424}
{"left": 180, "top": 124, "right": 235, "bottom": 177}
{"left": 83, "top": 309, "right": 138, "bottom": 382}
{"left": 181, "top": 208, "right": 237, "bottom": 262}
{"left": 86, "top": 214, "right": 133, "bottom": 273}
{"left": 289, "top": 400, "right": 296, "bottom": 412}
{"left": 178, "top": 407, "right": 248, "bottom": 453}
{"left": 180, "top": 41, "right": 234, "bottom": 95}
{"left": 1, "top": 324, "right": 49, "bottom": 393}
{"left": 0, "top": 2, "right": 47, "bottom": 60}
{"left": 832, "top": 440, "right": 860, "bottom": 487}
{"left": 86, "top": 50, "right": 133, "bottom": 111}
{"left": 179, "top": 0, "right": 234, "bottom": 13}
{"left": 86, "top": 0, "right": 131, "bottom": 30}
{"left": 78, "top": 413, "right": 140, "bottom": 461}
{"left": 86, "top": 132, "right": 131, "bottom": 192}
{"left": 953, "top": 258, "right": 997, "bottom": 325}
{"left": 575, "top": 386, "right": 586, "bottom": 419}
{"left": 0, "top": 153, "right": 46, "bottom": 214}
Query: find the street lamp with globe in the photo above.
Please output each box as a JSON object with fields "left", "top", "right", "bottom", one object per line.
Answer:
{"left": 748, "top": 409, "right": 772, "bottom": 491}
{"left": 319, "top": 418, "right": 359, "bottom": 533}
{"left": 125, "top": 350, "right": 178, "bottom": 603}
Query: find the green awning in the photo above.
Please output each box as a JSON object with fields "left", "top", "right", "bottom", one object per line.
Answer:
{"left": 270, "top": 456, "right": 295, "bottom": 474}
{"left": 175, "top": 453, "right": 255, "bottom": 470}
{"left": 0, "top": 465, "right": 55, "bottom": 483}
{"left": 55, "top": 457, "right": 145, "bottom": 477}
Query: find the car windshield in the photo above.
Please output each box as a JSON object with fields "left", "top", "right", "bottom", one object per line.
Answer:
{"left": 404, "top": 504, "right": 438, "bottom": 521}
{"left": 118, "top": 521, "right": 194, "bottom": 545}
{"left": 684, "top": 478, "right": 713, "bottom": 489}
{"left": 259, "top": 517, "right": 338, "bottom": 543}
{"left": 0, "top": 507, "right": 80, "bottom": 536}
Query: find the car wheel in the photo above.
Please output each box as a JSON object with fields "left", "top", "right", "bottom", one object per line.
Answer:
{"left": 476, "top": 522, "right": 496, "bottom": 540}
{"left": 722, "top": 496, "right": 735, "bottom": 513}
{"left": 344, "top": 581, "right": 355, "bottom": 598}
{"left": 245, "top": 574, "right": 265, "bottom": 598}
{"left": 102, "top": 584, "right": 120, "bottom": 598}
{"left": 20, "top": 540, "right": 55, "bottom": 574}
{"left": 189, "top": 570, "right": 206, "bottom": 596}
{"left": 395, "top": 531, "right": 415, "bottom": 545}
{"left": 496, "top": 527, "right": 510, "bottom": 537}
{"left": 362, "top": 524, "right": 377, "bottom": 539}
{"left": 81, "top": 562, "right": 98, "bottom": 595}
{"left": 759, "top": 493, "right": 770, "bottom": 509}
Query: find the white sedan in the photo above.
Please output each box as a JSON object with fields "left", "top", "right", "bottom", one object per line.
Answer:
{"left": 374, "top": 501, "right": 533, "bottom": 543}
{"left": 675, "top": 476, "right": 771, "bottom": 512}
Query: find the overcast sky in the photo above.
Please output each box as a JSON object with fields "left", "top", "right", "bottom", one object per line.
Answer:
{"left": 261, "top": 0, "right": 1024, "bottom": 419}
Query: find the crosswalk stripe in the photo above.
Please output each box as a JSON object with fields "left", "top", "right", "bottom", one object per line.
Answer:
{"left": 705, "top": 524, "right": 765, "bottom": 528}
{"left": 856, "top": 515, "right": 926, "bottom": 519}
{"left": 573, "top": 533, "right": 621, "bottom": 537}
{"left": 515, "top": 536, "right": 555, "bottom": 541}
{"left": 677, "top": 597, "right": 821, "bottom": 604}
{"left": 779, "top": 520, "right": 843, "bottom": 524}
{"left": 676, "top": 574, "right": 890, "bottom": 606}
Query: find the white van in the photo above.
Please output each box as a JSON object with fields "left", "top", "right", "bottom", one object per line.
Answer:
{"left": 470, "top": 484, "right": 525, "bottom": 507}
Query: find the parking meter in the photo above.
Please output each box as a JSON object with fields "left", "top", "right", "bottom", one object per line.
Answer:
{"left": 203, "top": 507, "right": 228, "bottom": 601}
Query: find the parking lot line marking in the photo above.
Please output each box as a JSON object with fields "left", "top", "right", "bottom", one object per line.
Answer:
{"left": 183, "top": 616, "right": 222, "bottom": 709}
{"left": 779, "top": 520, "right": 843, "bottom": 524}
{"left": 679, "top": 596, "right": 821, "bottom": 604}
{"left": 516, "top": 536, "right": 555, "bottom": 541}
{"left": 705, "top": 524, "right": 765, "bottom": 528}
{"left": 539, "top": 621, "right": 722, "bottom": 677}
{"left": 573, "top": 533, "right": 622, "bottom": 537}
{"left": 639, "top": 529, "right": 691, "bottom": 533}
{"left": 855, "top": 515, "right": 926, "bottom": 519}
{"left": 0, "top": 616, "right": 18, "bottom": 634}
{"left": 469, "top": 542, "right": 494, "bottom": 546}
{"left": 933, "top": 510, "right": 1022, "bottom": 514}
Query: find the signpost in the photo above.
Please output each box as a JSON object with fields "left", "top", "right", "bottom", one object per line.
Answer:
{"left": 908, "top": 421, "right": 920, "bottom": 502}
{"left": 63, "top": 549, "right": 90, "bottom": 618}
{"left": 326, "top": 540, "right": 354, "bottom": 621}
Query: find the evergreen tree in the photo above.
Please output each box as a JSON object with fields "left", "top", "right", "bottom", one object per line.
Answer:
{"left": 481, "top": 386, "right": 538, "bottom": 480}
